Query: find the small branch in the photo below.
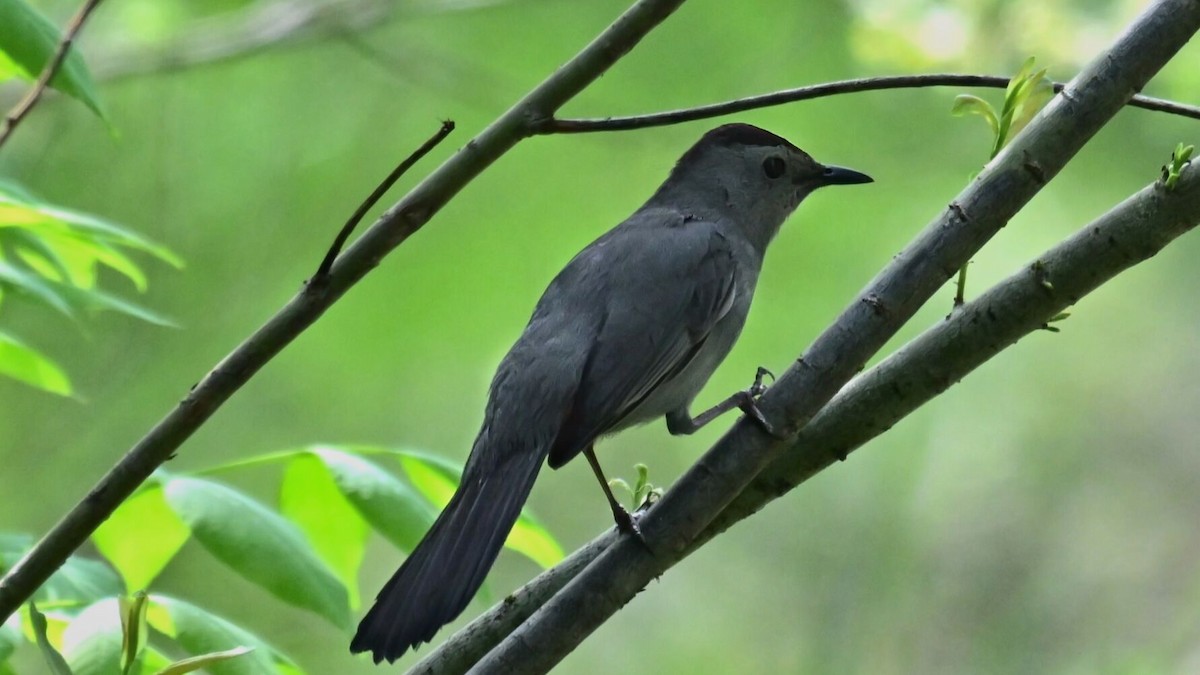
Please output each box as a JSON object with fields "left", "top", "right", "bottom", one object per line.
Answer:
{"left": 0, "top": 0, "right": 690, "bottom": 624}
{"left": 475, "top": 2, "right": 1200, "bottom": 671}
{"left": 540, "top": 74, "right": 1200, "bottom": 134}
{"left": 0, "top": 0, "right": 105, "bottom": 150}
{"left": 952, "top": 261, "right": 969, "bottom": 308}
{"left": 313, "top": 120, "right": 455, "bottom": 280}
{"left": 420, "top": 161, "right": 1200, "bottom": 675}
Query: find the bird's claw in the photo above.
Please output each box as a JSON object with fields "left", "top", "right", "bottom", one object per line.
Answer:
{"left": 612, "top": 506, "right": 650, "bottom": 548}
{"left": 740, "top": 366, "right": 788, "bottom": 438}
{"left": 749, "top": 366, "right": 775, "bottom": 398}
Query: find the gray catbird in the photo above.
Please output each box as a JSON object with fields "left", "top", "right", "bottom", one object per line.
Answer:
{"left": 351, "top": 123, "right": 872, "bottom": 662}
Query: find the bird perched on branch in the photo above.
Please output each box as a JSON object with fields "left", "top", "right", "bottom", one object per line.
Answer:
{"left": 351, "top": 123, "right": 872, "bottom": 663}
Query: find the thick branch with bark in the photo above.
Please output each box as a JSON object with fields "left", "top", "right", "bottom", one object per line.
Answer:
{"left": 414, "top": 161, "right": 1200, "bottom": 675}
{"left": 471, "top": 2, "right": 1200, "bottom": 671}
{"left": 0, "top": 0, "right": 689, "bottom": 623}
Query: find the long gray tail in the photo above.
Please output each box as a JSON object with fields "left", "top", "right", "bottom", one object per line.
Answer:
{"left": 350, "top": 439, "right": 545, "bottom": 663}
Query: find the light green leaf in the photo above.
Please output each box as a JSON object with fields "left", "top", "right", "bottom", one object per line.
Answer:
{"left": 2, "top": 535, "right": 125, "bottom": 609}
{"left": 398, "top": 451, "right": 564, "bottom": 568}
{"left": 2, "top": 227, "right": 74, "bottom": 283}
{"left": 161, "top": 477, "right": 350, "bottom": 629}
{"left": 136, "top": 647, "right": 172, "bottom": 675}
{"left": 0, "top": 181, "right": 182, "bottom": 268}
{"left": 29, "top": 278, "right": 177, "bottom": 326}
{"left": 1004, "top": 56, "right": 1039, "bottom": 106}
{"left": 1008, "top": 71, "right": 1054, "bottom": 139}
{"left": 397, "top": 451, "right": 461, "bottom": 508}
{"left": 119, "top": 593, "right": 149, "bottom": 675}
{"left": 0, "top": 259, "right": 77, "bottom": 319}
{"left": 62, "top": 599, "right": 122, "bottom": 675}
{"left": 41, "top": 555, "right": 125, "bottom": 607}
{"left": 279, "top": 453, "right": 370, "bottom": 609}
{"left": 0, "top": 330, "right": 71, "bottom": 395}
{"left": 93, "top": 483, "right": 190, "bottom": 591}
{"left": 89, "top": 240, "right": 149, "bottom": 291}
{"left": 0, "top": 0, "right": 105, "bottom": 117}
{"left": 310, "top": 446, "right": 434, "bottom": 553}
{"left": 154, "top": 646, "right": 254, "bottom": 675}
{"left": 147, "top": 596, "right": 297, "bottom": 675}
{"left": 950, "top": 94, "right": 999, "bottom": 140}
{"left": 29, "top": 602, "right": 73, "bottom": 675}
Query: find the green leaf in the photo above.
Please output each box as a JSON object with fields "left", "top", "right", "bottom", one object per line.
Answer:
{"left": 279, "top": 453, "right": 370, "bottom": 609}
{"left": 39, "top": 555, "right": 125, "bottom": 607}
{"left": 1004, "top": 58, "right": 1039, "bottom": 106}
{"left": 0, "top": 181, "right": 182, "bottom": 268}
{"left": 310, "top": 446, "right": 434, "bottom": 553}
{"left": 500, "top": 505, "right": 563, "bottom": 569}
{"left": 397, "top": 451, "right": 462, "bottom": 508}
{"left": 950, "top": 94, "right": 999, "bottom": 140}
{"left": 49, "top": 281, "right": 177, "bottom": 327}
{"left": 62, "top": 599, "right": 122, "bottom": 675}
{"left": 29, "top": 602, "right": 73, "bottom": 675}
{"left": 398, "top": 451, "right": 564, "bottom": 568}
{"left": 0, "top": 330, "right": 71, "bottom": 395}
{"left": 119, "top": 593, "right": 148, "bottom": 675}
{"left": 154, "top": 646, "right": 254, "bottom": 675}
{"left": 161, "top": 477, "right": 350, "bottom": 629}
{"left": 0, "top": 259, "right": 77, "bottom": 319}
{"left": 0, "top": 0, "right": 106, "bottom": 117}
{"left": 89, "top": 240, "right": 149, "bottom": 292}
{"left": 147, "top": 596, "right": 297, "bottom": 675}
{"left": 93, "top": 483, "right": 190, "bottom": 591}
{"left": 137, "top": 647, "right": 173, "bottom": 675}
{"left": 1, "top": 227, "right": 74, "bottom": 283}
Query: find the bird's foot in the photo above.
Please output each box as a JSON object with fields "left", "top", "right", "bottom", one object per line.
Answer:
{"left": 612, "top": 505, "right": 649, "bottom": 548}
{"left": 737, "top": 368, "right": 791, "bottom": 440}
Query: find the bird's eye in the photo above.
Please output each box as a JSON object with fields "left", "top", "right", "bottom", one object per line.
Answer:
{"left": 762, "top": 156, "right": 786, "bottom": 179}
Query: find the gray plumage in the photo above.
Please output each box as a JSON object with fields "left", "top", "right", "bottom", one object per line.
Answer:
{"left": 351, "top": 123, "right": 872, "bottom": 663}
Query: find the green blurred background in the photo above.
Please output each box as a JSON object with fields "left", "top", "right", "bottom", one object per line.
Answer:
{"left": 2, "top": 0, "right": 1200, "bottom": 672}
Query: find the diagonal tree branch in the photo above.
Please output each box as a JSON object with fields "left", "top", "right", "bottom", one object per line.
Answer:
{"left": 473, "top": 2, "right": 1200, "bottom": 671}
{"left": 413, "top": 159, "right": 1200, "bottom": 675}
{"left": 0, "top": 0, "right": 690, "bottom": 623}
{"left": 0, "top": 0, "right": 105, "bottom": 150}
{"left": 542, "top": 74, "right": 1200, "bottom": 133}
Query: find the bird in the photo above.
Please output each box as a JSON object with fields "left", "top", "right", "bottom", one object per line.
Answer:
{"left": 350, "top": 123, "right": 872, "bottom": 663}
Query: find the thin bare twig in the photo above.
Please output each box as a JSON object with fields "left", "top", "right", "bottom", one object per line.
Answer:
{"left": 0, "top": 0, "right": 105, "bottom": 150}
{"left": 314, "top": 120, "right": 455, "bottom": 280}
{"left": 541, "top": 74, "right": 1200, "bottom": 133}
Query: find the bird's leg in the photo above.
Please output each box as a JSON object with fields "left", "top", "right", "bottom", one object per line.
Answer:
{"left": 666, "top": 366, "right": 788, "bottom": 438}
{"left": 582, "top": 445, "right": 645, "bottom": 541}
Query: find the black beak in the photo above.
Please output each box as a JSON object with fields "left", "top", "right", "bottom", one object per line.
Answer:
{"left": 820, "top": 165, "right": 873, "bottom": 185}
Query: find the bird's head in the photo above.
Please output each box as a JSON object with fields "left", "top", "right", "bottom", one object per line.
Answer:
{"left": 652, "top": 123, "right": 872, "bottom": 248}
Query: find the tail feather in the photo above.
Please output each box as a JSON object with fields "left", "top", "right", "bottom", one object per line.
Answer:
{"left": 350, "top": 443, "right": 545, "bottom": 663}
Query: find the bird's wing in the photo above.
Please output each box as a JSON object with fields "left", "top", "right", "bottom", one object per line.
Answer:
{"left": 546, "top": 218, "right": 738, "bottom": 468}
